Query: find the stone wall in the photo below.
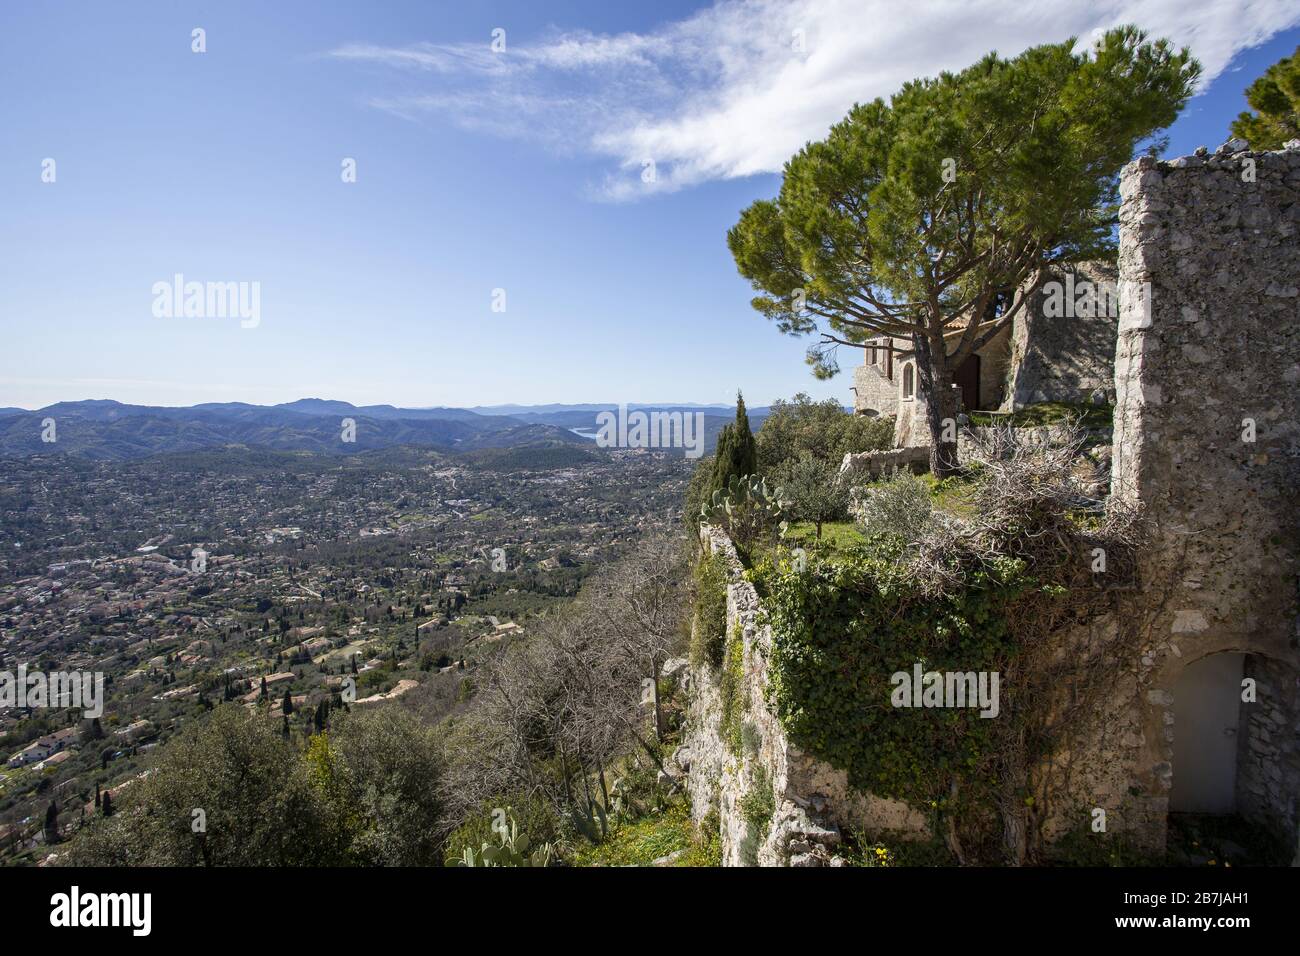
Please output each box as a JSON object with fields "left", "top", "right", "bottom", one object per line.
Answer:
{"left": 685, "top": 142, "right": 1300, "bottom": 865}
{"left": 1004, "top": 262, "right": 1120, "bottom": 410}
{"left": 975, "top": 322, "right": 1013, "bottom": 410}
{"left": 844, "top": 424, "right": 1111, "bottom": 481}
{"left": 839, "top": 445, "right": 931, "bottom": 478}
{"left": 1109, "top": 141, "right": 1300, "bottom": 852}
{"left": 681, "top": 525, "right": 927, "bottom": 866}
{"left": 852, "top": 358, "right": 899, "bottom": 419}
{"left": 1236, "top": 655, "right": 1300, "bottom": 840}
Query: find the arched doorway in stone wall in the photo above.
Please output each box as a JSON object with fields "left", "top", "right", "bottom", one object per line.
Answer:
{"left": 1165, "top": 649, "right": 1298, "bottom": 865}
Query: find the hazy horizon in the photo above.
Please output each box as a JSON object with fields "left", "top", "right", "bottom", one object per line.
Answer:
{"left": 0, "top": 396, "right": 776, "bottom": 413}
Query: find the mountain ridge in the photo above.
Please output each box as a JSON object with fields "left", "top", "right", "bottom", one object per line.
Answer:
{"left": 0, "top": 398, "right": 782, "bottom": 461}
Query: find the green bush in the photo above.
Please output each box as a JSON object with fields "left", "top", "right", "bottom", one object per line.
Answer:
{"left": 756, "top": 393, "right": 893, "bottom": 474}
{"left": 689, "top": 551, "right": 728, "bottom": 667}
{"left": 753, "top": 547, "right": 1036, "bottom": 814}
{"left": 699, "top": 474, "right": 785, "bottom": 554}
{"left": 850, "top": 471, "right": 935, "bottom": 551}
{"left": 738, "top": 765, "right": 774, "bottom": 866}
{"left": 772, "top": 454, "right": 852, "bottom": 538}
{"left": 445, "top": 796, "right": 560, "bottom": 865}
{"left": 456, "top": 807, "right": 556, "bottom": 867}
{"left": 719, "top": 625, "right": 746, "bottom": 756}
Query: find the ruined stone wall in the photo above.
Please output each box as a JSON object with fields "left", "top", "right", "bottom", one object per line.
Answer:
{"left": 1108, "top": 142, "right": 1300, "bottom": 851}
{"left": 976, "top": 323, "right": 1013, "bottom": 410}
{"left": 839, "top": 445, "right": 930, "bottom": 478}
{"left": 1237, "top": 655, "right": 1300, "bottom": 841}
{"left": 688, "top": 142, "right": 1300, "bottom": 864}
{"left": 1004, "top": 262, "right": 1120, "bottom": 410}
{"left": 681, "top": 525, "right": 927, "bottom": 866}
{"left": 852, "top": 358, "right": 899, "bottom": 419}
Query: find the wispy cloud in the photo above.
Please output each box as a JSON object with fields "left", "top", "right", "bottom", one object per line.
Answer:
{"left": 329, "top": 0, "right": 1300, "bottom": 200}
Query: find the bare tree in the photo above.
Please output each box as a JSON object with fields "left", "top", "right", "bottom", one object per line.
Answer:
{"left": 440, "top": 531, "right": 691, "bottom": 842}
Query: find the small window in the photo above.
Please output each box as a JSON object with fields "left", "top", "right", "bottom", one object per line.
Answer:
{"left": 902, "top": 363, "right": 915, "bottom": 400}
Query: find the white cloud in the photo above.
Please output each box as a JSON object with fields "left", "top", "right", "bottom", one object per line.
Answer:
{"left": 330, "top": 0, "right": 1300, "bottom": 199}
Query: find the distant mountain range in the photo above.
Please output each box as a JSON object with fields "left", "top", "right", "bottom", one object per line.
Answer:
{"left": 0, "top": 399, "right": 771, "bottom": 461}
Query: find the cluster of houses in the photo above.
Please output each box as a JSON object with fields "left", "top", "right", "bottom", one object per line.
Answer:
{"left": 5, "top": 726, "right": 78, "bottom": 770}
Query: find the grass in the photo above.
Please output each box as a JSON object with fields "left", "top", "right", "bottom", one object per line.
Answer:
{"left": 569, "top": 801, "right": 720, "bottom": 867}
{"left": 920, "top": 473, "right": 978, "bottom": 518}
{"left": 783, "top": 473, "right": 976, "bottom": 553}
{"left": 967, "top": 401, "right": 1112, "bottom": 430}
{"left": 783, "top": 521, "right": 867, "bottom": 550}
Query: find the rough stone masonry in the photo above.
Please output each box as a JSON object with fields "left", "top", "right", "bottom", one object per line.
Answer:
{"left": 1111, "top": 140, "right": 1300, "bottom": 854}
{"left": 683, "top": 141, "right": 1300, "bottom": 864}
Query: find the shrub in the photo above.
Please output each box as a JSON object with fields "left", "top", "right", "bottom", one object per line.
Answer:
{"left": 756, "top": 393, "right": 893, "bottom": 473}
{"left": 850, "top": 471, "right": 934, "bottom": 552}
{"left": 756, "top": 548, "right": 1029, "bottom": 811}
{"left": 689, "top": 551, "right": 728, "bottom": 667}
{"left": 445, "top": 796, "right": 560, "bottom": 865}
{"left": 456, "top": 807, "right": 556, "bottom": 867}
{"left": 754, "top": 423, "right": 1144, "bottom": 864}
{"left": 61, "top": 704, "right": 340, "bottom": 867}
{"left": 699, "top": 474, "right": 785, "bottom": 553}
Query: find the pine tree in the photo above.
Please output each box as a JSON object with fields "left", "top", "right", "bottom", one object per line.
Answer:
{"left": 1231, "top": 46, "right": 1300, "bottom": 150}
{"left": 727, "top": 29, "right": 1198, "bottom": 476}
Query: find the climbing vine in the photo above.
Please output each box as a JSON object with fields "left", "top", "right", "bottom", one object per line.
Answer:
{"left": 755, "top": 551, "right": 1036, "bottom": 824}
{"left": 751, "top": 424, "right": 1149, "bottom": 864}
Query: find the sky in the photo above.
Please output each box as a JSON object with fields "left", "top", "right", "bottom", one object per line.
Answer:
{"left": 2, "top": 0, "right": 1297, "bottom": 411}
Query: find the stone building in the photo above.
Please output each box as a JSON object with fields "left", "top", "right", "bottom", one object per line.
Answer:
{"left": 851, "top": 262, "right": 1120, "bottom": 446}
{"left": 686, "top": 140, "right": 1300, "bottom": 865}
{"left": 1102, "top": 141, "right": 1300, "bottom": 857}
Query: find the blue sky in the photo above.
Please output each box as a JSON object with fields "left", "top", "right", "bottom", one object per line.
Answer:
{"left": 2, "top": 0, "right": 1297, "bottom": 411}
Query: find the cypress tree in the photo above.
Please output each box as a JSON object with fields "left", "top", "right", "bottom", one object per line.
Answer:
{"left": 44, "top": 800, "right": 60, "bottom": 845}
{"left": 708, "top": 391, "right": 759, "bottom": 500}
